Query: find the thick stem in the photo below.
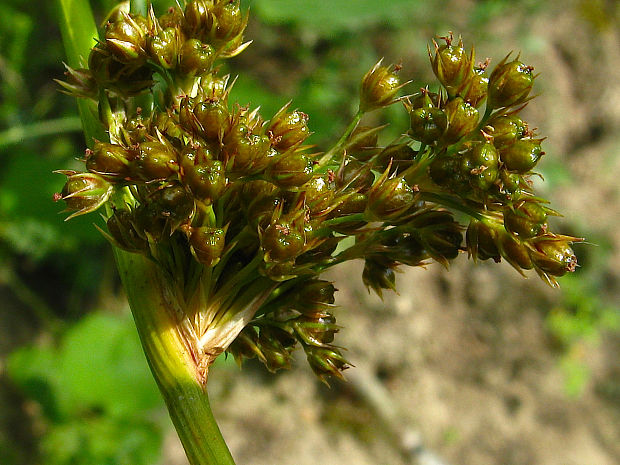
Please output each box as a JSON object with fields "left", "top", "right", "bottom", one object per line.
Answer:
{"left": 114, "top": 249, "right": 236, "bottom": 465}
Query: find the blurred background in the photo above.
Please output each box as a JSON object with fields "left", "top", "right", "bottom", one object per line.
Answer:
{"left": 1, "top": 0, "right": 619, "bottom": 464}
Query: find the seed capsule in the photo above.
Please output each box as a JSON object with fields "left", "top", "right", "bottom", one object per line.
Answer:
{"left": 366, "top": 175, "right": 416, "bottom": 221}
{"left": 213, "top": 0, "right": 245, "bottom": 42}
{"left": 530, "top": 237, "right": 578, "bottom": 277}
{"left": 183, "top": 159, "right": 225, "bottom": 204}
{"left": 375, "top": 143, "right": 416, "bottom": 174}
{"left": 261, "top": 221, "right": 305, "bottom": 263}
{"left": 294, "top": 313, "right": 338, "bottom": 345}
{"left": 147, "top": 27, "right": 179, "bottom": 69}
{"left": 488, "top": 57, "right": 535, "bottom": 109}
{"left": 408, "top": 107, "right": 448, "bottom": 145}
{"left": 105, "top": 13, "right": 148, "bottom": 63}
{"left": 429, "top": 34, "right": 472, "bottom": 97}
{"left": 269, "top": 109, "right": 310, "bottom": 151}
{"left": 224, "top": 123, "right": 271, "bottom": 174}
{"left": 459, "top": 66, "right": 488, "bottom": 108}
{"left": 500, "top": 138, "right": 544, "bottom": 173}
{"left": 362, "top": 258, "right": 396, "bottom": 298}
{"left": 184, "top": 0, "right": 214, "bottom": 38}
{"left": 504, "top": 200, "right": 548, "bottom": 238}
{"left": 442, "top": 97, "right": 479, "bottom": 144}
{"left": 179, "top": 39, "right": 215, "bottom": 76}
{"left": 55, "top": 171, "right": 113, "bottom": 220}
{"left": 188, "top": 226, "right": 226, "bottom": 267}
{"left": 106, "top": 209, "right": 147, "bottom": 252}
{"left": 499, "top": 233, "right": 533, "bottom": 271}
{"left": 336, "top": 159, "right": 374, "bottom": 192}
{"left": 462, "top": 141, "right": 499, "bottom": 191}
{"left": 488, "top": 114, "right": 527, "bottom": 149}
{"left": 86, "top": 142, "right": 132, "bottom": 180}
{"left": 305, "top": 346, "right": 349, "bottom": 383}
{"left": 266, "top": 150, "right": 314, "bottom": 188}
{"left": 194, "top": 100, "right": 230, "bottom": 141}
{"left": 136, "top": 140, "right": 179, "bottom": 181}
{"left": 360, "top": 60, "right": 403, "bottom": 112}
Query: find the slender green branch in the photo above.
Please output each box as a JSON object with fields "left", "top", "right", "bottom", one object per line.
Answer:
{"left": 0, "top": 117, "right": 82, "bottom": 149}
{"left": 317, "top": 110, "right": 363, "bottom": 168}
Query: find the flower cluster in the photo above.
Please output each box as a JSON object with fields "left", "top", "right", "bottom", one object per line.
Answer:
{"left": 56, "top": 3, "right": 580, "bottom": 383}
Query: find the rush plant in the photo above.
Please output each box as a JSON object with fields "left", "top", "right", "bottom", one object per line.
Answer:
{"left": 55, "top": 1, "right": 581, "bottom": 464}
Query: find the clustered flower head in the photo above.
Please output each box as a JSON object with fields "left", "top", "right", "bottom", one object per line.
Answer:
{"left": 56, "top": 3, "right": 581, "bottom": 383}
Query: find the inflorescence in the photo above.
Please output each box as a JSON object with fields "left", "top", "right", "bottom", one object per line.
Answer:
{"left": 56, "top": 2, "right": 581, "bottom": 382}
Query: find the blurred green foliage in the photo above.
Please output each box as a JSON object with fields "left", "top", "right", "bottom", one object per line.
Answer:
{"left": 7, "top": 311, "right": 164, "bottom": 464}
{"left": 1, "top": 0, "right": 618, "bottom": 464}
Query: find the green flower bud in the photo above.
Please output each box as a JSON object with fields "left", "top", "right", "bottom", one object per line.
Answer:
{"left": 487, "top": 114, "right": 527, "bottom": 149}
{"left": 266, "top": 150, "right": 314, "bottom": 188}
{"left": 504, "top": 200, "right": 548, "bottom": 238}
{"left": 362, "top": 257, "right": 396, "bottom": 297}
{"left": 530, "top": 236, "right": 578, "bottom": 277}
{"left": 85, "top": 142, "right": 132, "bottom": 180}
{"left": 462, "top": 141, "right": 499, "bottom": 191}
{"left": 488, "top": 57, "right": 535, "bottom": 109}
{"left": 408, "top": 106, "right": 448, "bottom": 145}
{"left": 261, "top": 221, "right": 305, "bottom": 263}
{"left": 106, "top": 209, "right": 147, "bottom": 252}
{"left": 500, "top": 138, "right": 544, "bottom": 173}
{"left": 366, "top": 173, "right": 417, "bottom": 221}
{"left": 147, "top": 27, "right": 180, "bottom": 69}
{"left": 179, "top": 39, "right": 215, "bottom": 76}
{"left": 305, "top": 345, "right": 349, "bottom": 383}
{"left": 429, "top": 33, "right": 473, "bottom": 97}
{"left": 55, "top": 171, "right": 113, "bottom": 220}
{"left": 188, "top": 226, "right": 227, "bottom": 267}
{"left": 442, "top": 97, "right": 479, "bottom": 144}
{"left": 360, "top": 60, "right": 403, "bottom": 112}
{"left": 135, "top": 140, "right": 179, "bottom": 181}
{"left": 268, "top": 108, "right": 311, "bottom": 151}
{"left": 105, "top": 13, "right": 148, "bottom": 63}
{"left": 224, "top": 123, "right": 271, "bottom": 174}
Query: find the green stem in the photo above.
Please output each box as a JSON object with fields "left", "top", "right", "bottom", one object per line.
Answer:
{"left": 114, "top": 250, "right": 235, "bottom": 465}
{"left": 317, "top": 110, "right": 363, "bottom": 168}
